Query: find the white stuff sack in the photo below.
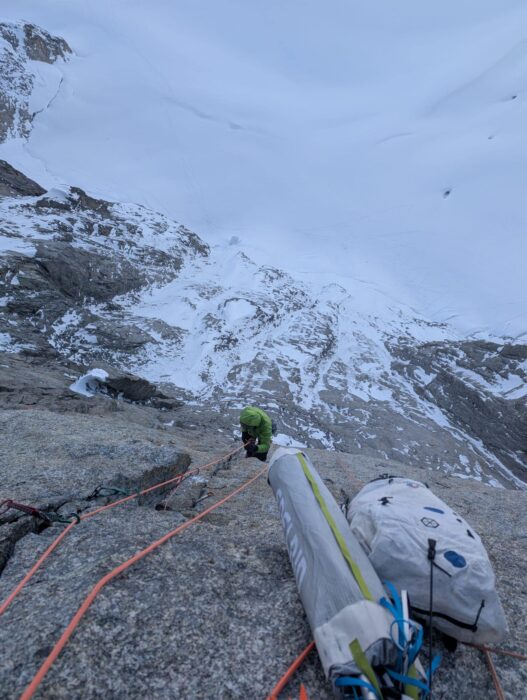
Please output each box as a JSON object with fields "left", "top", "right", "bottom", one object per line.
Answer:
{"left": 268, "top": 449, "right": 398, "bottom": 688}
{"left": 345, "top": 476, "right": 508, "bottom": 644}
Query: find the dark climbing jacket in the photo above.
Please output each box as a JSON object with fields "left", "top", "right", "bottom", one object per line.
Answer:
{"left": 240, "top": 406, "right": 273, "bottom": 454}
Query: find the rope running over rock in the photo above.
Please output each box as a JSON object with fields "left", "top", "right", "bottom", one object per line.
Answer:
{"left": 20, "top": 465, "right": 267, "bottom": 700}
{"left": 267, "top": 640, "right": 527, "bottom": 699}
{"left": 0, "top": 444, "right": 244, "bottom": 617}
{"left": 266, "top": 641, "right": 315, "bottom": 700}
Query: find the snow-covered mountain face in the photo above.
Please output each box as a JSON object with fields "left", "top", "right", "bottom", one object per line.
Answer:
{"left": 0, "top": 17, "right": 526, "bottom": 489}
{"left": 0, "top": 21, "right": 70, "bottom": 143}
{"left": 2, "top": 1, "right": 527, "bottom": 337}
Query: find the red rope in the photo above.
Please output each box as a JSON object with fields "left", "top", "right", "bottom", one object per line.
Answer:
{"left": 269, "top": 629, "right": 527, "bottom": 700}
{"left": 20, "top": 465, "right": 266, "bottom": 700}
{"left": 0, "top": 445, "right": 243, "bottom": 616}
{"left": 487, "top": 647, "right": 527, "bottom": 661}
{"left": 266, "top": 641, "right": 315, "bottom": 700}
{"left": 159, "top": 442, "right": 249, "bottom": 510}
{"left": 483, "top": 647, "right": 506, "bottom": 700}
{"left": 466, "top": 643, "right": 527, "bottom": 662}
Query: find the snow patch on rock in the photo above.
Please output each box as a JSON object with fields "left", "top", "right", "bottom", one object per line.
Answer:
{"left": 69, "top": 368, "right": 108, "bottom": 397}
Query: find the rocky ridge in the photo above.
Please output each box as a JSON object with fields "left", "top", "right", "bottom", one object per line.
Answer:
{"left": 0, "top": 21, "right": 70, "bottom": 142}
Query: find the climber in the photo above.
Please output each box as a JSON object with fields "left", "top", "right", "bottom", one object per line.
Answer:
{"left": 239, "top": 406, "right": 273, "bottom": 461}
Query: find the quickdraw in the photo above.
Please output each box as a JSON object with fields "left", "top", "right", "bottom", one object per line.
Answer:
{"left": 0, "top": 500, "right": 80, "bottom": 525}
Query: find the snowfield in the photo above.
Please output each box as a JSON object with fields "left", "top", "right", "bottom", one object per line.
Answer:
{"left": 1, "top": 0, "right": 527, "bottom": 337}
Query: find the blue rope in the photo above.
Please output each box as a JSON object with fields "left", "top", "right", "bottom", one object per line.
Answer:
{"left": 407, "top": 622, "right": 424, "bottom": 667}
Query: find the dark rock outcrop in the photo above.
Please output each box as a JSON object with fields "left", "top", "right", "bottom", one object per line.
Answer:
{"left": 0, "top": 180, "right": 208, "bottom": 369}
{"left": 22, "top": 23, "right": 71, "bottom": 64}
{"left": 0, "top": 353, "right": 183, "bottom": 414}
{"left": 0, "top": 161, "right": 46, "bottom": 198}
{"left": 35, "top": 240, "right": 146, "bottom": 302}
{"left": 391, "top": 339, "right": 527, "bottom": 481}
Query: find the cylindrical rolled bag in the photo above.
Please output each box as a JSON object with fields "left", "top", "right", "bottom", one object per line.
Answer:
{"left": 268, "top": 448, "right": 398, "bottom": 690}
{"left": 345, "top": 475, "right": 508, "bottom": 644}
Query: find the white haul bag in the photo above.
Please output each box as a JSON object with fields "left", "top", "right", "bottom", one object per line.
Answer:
{"left": 345, "top": 476, "right": 508, "bottom": 644}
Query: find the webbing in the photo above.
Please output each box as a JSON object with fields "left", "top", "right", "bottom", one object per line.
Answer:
{"left": 296, "top": 453, "right": 373, "bottom": 601}
{"left": 20, "top": 465, "right": 266, "bottom": 700}
{"left": 269, "top": 638, "right": 527, "bottom": 700}
{"left": 348, "top": 638, "right": 383, "bottom": 698}
{"left": 0, "top": 444, "right": 244, "bottom": 617}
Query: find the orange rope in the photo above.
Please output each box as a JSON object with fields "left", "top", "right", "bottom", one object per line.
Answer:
{"left": 483, "top": 647, "right": 506, "bottom": 700}
{"left": 266, "top": 641, "right": 315, "bottom": 700}
{"left": 0, "top": 523, "right": 76, "bottom": 617}
{"left": 20, "top": 465, "right": 266, "bottom": 700}
{"left": 464, "top": 643, "right": 527, "bottom": 662}
{"left": 486, "top": 647, "right": 527, "bottom": 661}
{"left": 461, "top": 643, "right": 527, "bottom": 699}
{"left": 0, "top": 445, "right": 243, "bottom": 617}
{"left": 159, "top": 443, "right": 246, "bottom": 510}
{"left": 268, "top": 638, "right": 527, "bottom": 700}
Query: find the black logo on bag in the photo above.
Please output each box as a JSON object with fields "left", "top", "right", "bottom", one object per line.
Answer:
{"left": 421, "top": 517, "right": 439, "bottom": 528}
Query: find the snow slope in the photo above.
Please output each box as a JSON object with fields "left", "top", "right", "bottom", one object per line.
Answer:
{"left": 1, "top": 1, "right": 527, "bottom": 336}
{"left": 1, "top": 162, "right": 525, "bottom": 488}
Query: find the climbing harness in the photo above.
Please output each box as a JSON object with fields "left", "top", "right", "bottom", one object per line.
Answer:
{"left": 0, "top": 499, "right": 80, "bottom": 524}
{"left": 19, "top": 465, "right": 267, "bottom": 700}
